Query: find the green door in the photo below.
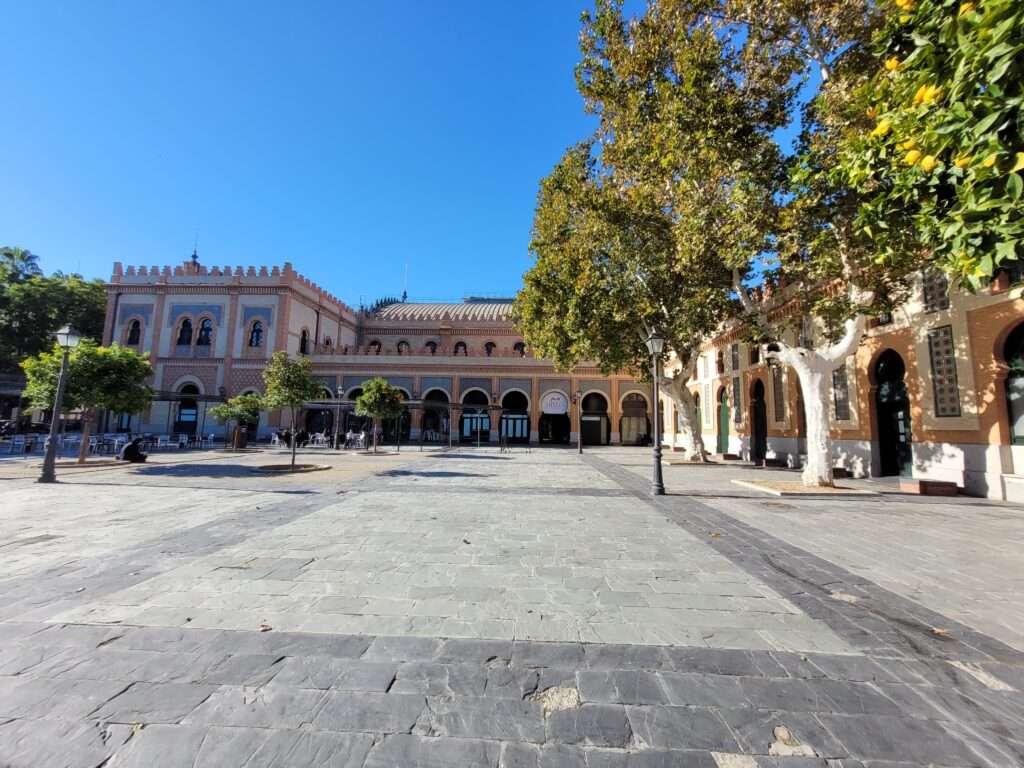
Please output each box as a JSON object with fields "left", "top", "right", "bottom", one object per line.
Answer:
{"left": 717, "top": 392, "right": 730, "bottom": 454}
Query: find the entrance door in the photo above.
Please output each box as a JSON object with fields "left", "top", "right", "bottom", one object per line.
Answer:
{"left": 875, "top": 350, "right": 913, "bottom": 476}
{"left": 751, "top": 380, "right": 767, "bottom": 465}
{"left": 580, "top": 393, "right": 609, "bottom": 446}
{"left": 717, "top": 389, "right": 730, "bottom": 454}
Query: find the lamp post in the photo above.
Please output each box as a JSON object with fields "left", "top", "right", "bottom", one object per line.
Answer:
{"left": 644, "top": 329, "right": 666, "bottom": 496}
{"left": 38, "top": 324, "right": 82, "bottom": 484}
{"left": 333, "top": 387, "right": 343, "bottom": 450}
{"left": 575, "top": 389, "right": 583, "bottom": 454}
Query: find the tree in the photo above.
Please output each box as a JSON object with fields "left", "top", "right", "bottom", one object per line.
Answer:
{"left": 21, "top": 341, "right": 153, "bottom": 463}
{"left": 0, "top": 247, "right": 107, "bottom": 372}
{"left": 209, "top": 393, "right": 263, "bottom": 450}
{"left": 515, "top": 0, "right": 792, "bottom": 460}
{"left": 354, "top": 377, "right": 405, "bottom": 453}
{"left": 260, "top": 351, "right": 321, "bottom": 468}
{"left": 836, "top": 0, "right": 1023, "bottom": 286}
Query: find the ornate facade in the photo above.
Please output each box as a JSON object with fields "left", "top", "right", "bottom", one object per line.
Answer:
{"left": 662, "top": 267, "right": 1024, "bottom": 502}
{"left": 102, "top": 259, "right": 654, "bottom": 446}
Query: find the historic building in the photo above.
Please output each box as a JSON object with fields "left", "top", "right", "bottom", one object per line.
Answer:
{"left": 101, "top": 257, "right": 655, "bottom": 447}
{"left": 660, "top": 266, "right": 1024, "bottom": 502}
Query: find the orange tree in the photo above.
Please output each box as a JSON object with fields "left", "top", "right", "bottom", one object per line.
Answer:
{"left": 838, "top": 0, "right": 1023, "bottom": 286}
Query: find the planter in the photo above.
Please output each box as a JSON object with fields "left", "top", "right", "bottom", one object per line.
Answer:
{"left": 251, "top": 463, "right": 330, "bottom": 474}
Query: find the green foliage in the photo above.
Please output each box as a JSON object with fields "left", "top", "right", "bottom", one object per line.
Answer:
{"left": 0, "top": 247, "right": 107, "bottom": 372}
{"left": 261, "top": 352, "right": 320, "bottom": 467}
{"left": 210, "top": 393, "right": 263, "bottom": 428}
{"left": 20, "top": 340, "right": 153, "bottom": 415}
{"left": 516, "top": 0, "right": 796, "bottom": 373}
{"left": 354, "top": 377, "right": 405, "bottom": 421}
{"left": 260, "top": 352, "right": 321, "bottom": 412}
{"left": 836, "top": 0, "right": 1024, "bottom": 287}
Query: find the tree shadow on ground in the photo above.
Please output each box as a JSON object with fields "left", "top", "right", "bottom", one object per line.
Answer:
{"left": 129, "top": 463, "right": 269, "bottom": 479}
{"left": 438, "top": 453, "right": 512, "bottom": 460}
{"left": 380, "top": 469, "right": 495, "bottom": 478}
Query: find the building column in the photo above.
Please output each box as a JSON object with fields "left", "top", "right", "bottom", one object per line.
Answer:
{"left": 610, "top": 379, "right": 621, "bottom": 444}
{"left": 489, "top": 376, "right": 499, "bottom": 443}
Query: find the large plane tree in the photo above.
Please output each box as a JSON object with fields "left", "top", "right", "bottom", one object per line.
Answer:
{"left": 515, "top": 0, "right": 784, "bottom": 459}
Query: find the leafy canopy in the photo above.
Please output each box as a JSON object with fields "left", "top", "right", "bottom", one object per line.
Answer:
{"left": 516, "top": 0, "right": 794, "bottom": 372}
{"left": 0, "top": 247, "right": 107, "bottom": 372}
{"left": 836, "top": 0, "right": 1023, "bottom": 287}
{"left": 354, "top": 377, "right": 405, "bottom": 421}
{"left": 260, "top": 352, "right": 321, "bottom": 411}
{"left": 21, "top": 340, "right": 153, "bottom": 415}
{"left": 210, "top": 393, "right": 263, "bottom": 428}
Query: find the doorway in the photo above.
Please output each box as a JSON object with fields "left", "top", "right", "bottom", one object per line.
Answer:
{"left": 874, "top": 349, "right": 913, "bottom": 476}
{"left": 460, "top": 390, "right": 490, "bottom": 443}
{"left": 500, "top": 391, "right": 530, "bottom": 444}
{"left": 619, "top": 393, "right": 650, "bottom": 445}
{"left": 581, "top": 392, "right": 610, "bottom": 445}
{"left": 716, "top": 388, "right": 730, "bottom": 454}
{"left": 750, "top": 380, "right": 767, "bottom": 465}
{"left": 539, "top": 391, "right": 570, "bottom": 444}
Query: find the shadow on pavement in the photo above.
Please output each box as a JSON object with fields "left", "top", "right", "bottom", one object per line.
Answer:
{"left": 380, "top": 469, "right": 494, "bottom": 479}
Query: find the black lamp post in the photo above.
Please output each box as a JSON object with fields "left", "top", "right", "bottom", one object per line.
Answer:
{"left": 333, "top": 387, "right": 343, "bottom": 449}
{"left": 38, "top": 324, "right": 82, "bottom": 484}
{"left": 575, "top": 389, "right": 583, "bottom": 454}
{"left": 644, "top": 329, "right": 666, "bottom": 496}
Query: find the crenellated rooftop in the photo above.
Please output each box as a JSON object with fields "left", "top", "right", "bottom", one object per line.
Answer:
{"left": 110, "top": 259, "right": 356, "bottom": 317}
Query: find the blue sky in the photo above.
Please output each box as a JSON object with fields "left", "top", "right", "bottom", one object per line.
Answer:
{"left": 2, "top": 2, "right": 804, "bottom": 307}
{"left": 1, "top": 1, "right": 601, "bottom": 306}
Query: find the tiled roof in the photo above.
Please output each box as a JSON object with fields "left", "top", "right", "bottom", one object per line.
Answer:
{"left": 372, "top": 302, "right": 514, "bottom": 322}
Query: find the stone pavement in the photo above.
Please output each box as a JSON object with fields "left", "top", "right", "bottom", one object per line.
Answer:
{"left": 1, "top": 446, "right": 1023, "bottom": 767}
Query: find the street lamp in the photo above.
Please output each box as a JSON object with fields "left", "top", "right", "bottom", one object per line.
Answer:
{"left": 333, "top": 387, "right": 343, "bottom": 450}
{"left": 644, "top": 329, "right": 666, "bottom": 496}
{"left": 575, "top": 389, "right": 583, "bottom": 454}
{"left": 38, "top": 324, "right": 82, "bottom": 483}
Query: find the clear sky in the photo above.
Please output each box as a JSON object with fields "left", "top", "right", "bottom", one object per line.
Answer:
{"left": 1, "top": 1, "right": 603, "bottom": 306}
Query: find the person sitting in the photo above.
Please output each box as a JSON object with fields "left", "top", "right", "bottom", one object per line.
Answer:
{"left": 117, "top": 437, "right": 148, "bottom": 463}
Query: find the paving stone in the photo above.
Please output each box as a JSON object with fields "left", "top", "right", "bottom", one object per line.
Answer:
{"left": 269, "top": 656, "right": 396, "bottom": 691}
{"left": 514, "top": 641, "right": 587, "bottom": 669}
{"left": 577, "top": 670, "right": 670, "bottom": 705}
{"left": 626, "top": 706, "right": 739, "bottom": 751}
{"left": 363, "top": 733, "right": 503, "bottom": 767}
{"left": 313, "top": 690, "right": 425, "bottom": 733}
{"left": 657, "top": 672, "right": 749, "bottom": 709}
{"left": 546, "top": 703, "right": 632, "bottom": 748}
{"left": 182, "top": 685, "right": 326, "bottom": 728}
{"left": 500, "top": 741, "right": 542, "bottom": 767}
{"left": 362, "top": 635, "right": 441, "bottom": 662}
{"left": 390, "top": 661, "right": 488, "bottom": 696}
{"left": 102, "top": 723, "right": 209, "bottom": 767}
{"left": 815, "top": 712, "right": 991, "bottom": 765}
{"left": 420, "top": 697, "right": 545, "bottom": 742}
{"left": 0, "top": 675, "right": 129, "bottom": 720}
{"left": 0, "top": 717, "right": 132, "bottom": 768}
{"left": 93, "top": 681, "right": 218, "bottom": 724}
{"left": 717, "top": 709, "right": 848, "bottom": 759}
{"left": 187, "top": 725, "right": 375, "bottom": 767}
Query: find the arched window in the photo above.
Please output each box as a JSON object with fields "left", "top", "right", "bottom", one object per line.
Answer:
{"left": 248, "top": 321, "right": 264, "bottom": 347}
{"left": 513, "top": 341, "right": 526, "bottom": 357}
{"left": 397, "top": 341, "right": 410, "bottom": 355}
{"left": 454, "top": 341, "right": 467, "bottom": 356}
{"left": 323, "top": 336, "right": 332, "bottom": 350}
{"left": 484, "top": 342, "right": 496, "bottom": 357}
{"left": 425, "top": 341, "right": 437, "bottom": 355}
{"left": 176, "top": 319, "right": 193, "bottom": 346}
{"left": 300, "top": 329, "right": 309, "bottom": 355}
{"left": 126, "top": 320, "right": 141, "bottom": 346}
{"left": 196, "top": 318, "right": 213, "bottom": 346}
{"left": 1005, "top": 323, "right": 1024, "bottom": 445}
{"left": 368, "top": 340, "right": 381, "bottom": 355}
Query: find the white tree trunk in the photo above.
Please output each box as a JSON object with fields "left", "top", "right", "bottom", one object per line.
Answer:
{"left": 659, "top": 366, "right": 707, "bottom": 462}
{"left": 768, "top": 315, "right": 867, "bottom": 487}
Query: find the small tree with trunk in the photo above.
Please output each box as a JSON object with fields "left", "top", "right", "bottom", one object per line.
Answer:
{"left": 354, "top": 377, "right": 404, "bottom": 453}
{"left": 209, "top": 393, "right": 263, "bottom": 450}
{"left": 260, "top": 351, "right": 321, "bottom": 468}
{"left": 21, "top": 340, "right": 153, "bottom": 463}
